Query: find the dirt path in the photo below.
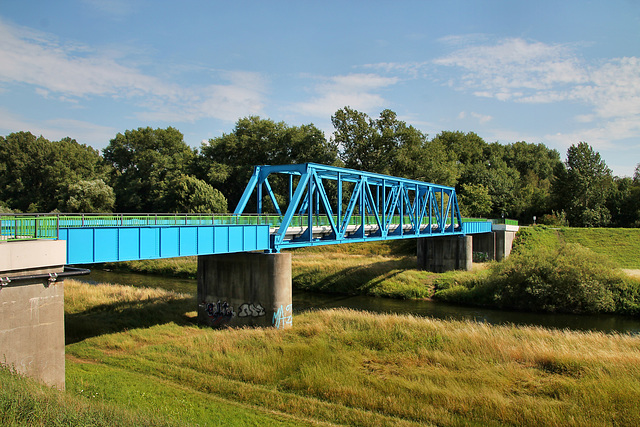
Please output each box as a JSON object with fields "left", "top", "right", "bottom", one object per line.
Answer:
{"left": 623, "top": 269, "right": 640, "bottom": 279}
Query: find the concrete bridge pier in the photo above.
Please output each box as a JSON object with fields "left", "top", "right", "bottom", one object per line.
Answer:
{"left": 417, "top": 235, "right": 473, "bottom": 273}
{"left": 471, "top": 225, "right": 519, "bottom": 262}
{"left": 197, "top": 252, "right": 292, "bottom": 329}
{"left": 0, "top": 240, "right": 67, "bottom": 390}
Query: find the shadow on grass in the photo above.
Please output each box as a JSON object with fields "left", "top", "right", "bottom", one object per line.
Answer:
{"left": 65, "top": 296, "right": 197, "bottom": 344}
{"left": 293, "top": 256, "right": 417, "bottom": 296}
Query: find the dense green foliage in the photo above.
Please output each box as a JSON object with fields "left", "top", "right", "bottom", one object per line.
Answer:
{"left": 434, "top": 226, "right": 640, "bottom": 314}
{"left": 1, "top": 108, "right": 639, "bottom": 226}
{"left": 0, "top": 132, "right": 111, "bottom": 212}
{"left": 196, "top": 116, "right": 339, "bottom": 209}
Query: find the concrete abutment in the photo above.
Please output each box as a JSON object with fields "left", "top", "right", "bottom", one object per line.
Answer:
{"left": 418, "top": 227, "right": 519, "bottom": 272}
{"left": 197, "top": 252, "right": 292, "bottom": 329}
{"left": 0, "top": 240, "right": 67, "bottom": 390}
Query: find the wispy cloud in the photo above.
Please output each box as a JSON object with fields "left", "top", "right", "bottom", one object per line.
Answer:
{"left": 0, "top": 107, "right": 117, "bottom": 148}
{"left": 458, "top": 111, "right": 493, "bottom": 124}
{"left": 434, "top": 38, "right": 589, "bottom": 99}
{"left": 291, "top": 73, "right": 399, "bottom": 117}
{"left": 80, "top": 0, "right": 135, "bottom": 20}
{"left": 0, "top": 19, "right": 266, "bottom": 123}
{"left": 431, "top": 38, "right": 640, "bottom": 126}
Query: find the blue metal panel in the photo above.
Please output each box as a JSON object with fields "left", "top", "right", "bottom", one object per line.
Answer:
{"left": 118, "top": 227, "right": 140, "bottom": 261}
{"left": 463, "top": 221, "right": 493, "bottom": 234}
{"left": 197, "top": 227, "right": 214, "bottom": 254}
{"left": 94, "top": 228, "right": 119, "bottom": 262}
{"left": 243, "top": 225, "right": 257, "bottom": 250}
{"left": 140, "top": 227, "right": 160, "bottom": 259}
{"left": 214, "top": 226, "right": 229, "bottom": 253}
{"left": 179, "top": 226, "right": 198, "bottom": 256}
{"left": 58, "top": 224, "right": 270, "bottom": 264}
{"left": 160, "top": 228, "right": 179, "bottom": 258}
{"left": 66, "top": 228, "right": 94, "bottom": 263}
{"left": 229, "top": 227, "right": 243, "bottom": 253}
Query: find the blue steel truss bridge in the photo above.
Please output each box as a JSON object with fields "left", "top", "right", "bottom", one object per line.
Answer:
{"left": 1, "top": 163, "right": 496, "bottom": 264}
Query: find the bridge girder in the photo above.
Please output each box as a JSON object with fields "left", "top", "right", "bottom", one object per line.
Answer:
{"left": 233, "top": 163, "right": 464, "bottom": 251}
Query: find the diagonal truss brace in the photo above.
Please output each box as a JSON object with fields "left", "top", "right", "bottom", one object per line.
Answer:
{"left": 233, "top": 163, "right": 464, "bottom": 252}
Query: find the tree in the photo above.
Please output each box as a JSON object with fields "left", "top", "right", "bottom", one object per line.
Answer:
{"left": 164, "top": 174, "right": 228, "bottom": 213}
{"left": 103, "top": 127, "right": 195, "bottom": 212}
{"left": 62, "top": 179, "right": 115, "bottom": 213}
{"left": 502, "top": 141, "right": 562, "bottom": 222}
{"left": 197, "top": 117, "right": 339, "bottom": 210}
{"left": 458, "top": 183, "right": 492, "bottom": 217}
{"left": 0, "top": 132, "right": 111, "bottom": 212}
{"left": 553, "top": 142, "right": 613, "bottom": 227}
{"left": 332, "top": 107, "right": 437, "bottom": 180}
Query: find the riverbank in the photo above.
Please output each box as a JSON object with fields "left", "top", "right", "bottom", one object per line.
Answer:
{"left": 95, "top": 227, "right": 640, "bottom": 315}
{"left": 7, "top": 278, "right": 640, "bottom": 426}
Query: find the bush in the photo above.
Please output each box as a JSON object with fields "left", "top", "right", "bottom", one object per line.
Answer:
{"left": 433, "top": 226, "right": 640, "bottom": 315}
{"left": 489, "top": 243, "right": 622, "bottom": 313}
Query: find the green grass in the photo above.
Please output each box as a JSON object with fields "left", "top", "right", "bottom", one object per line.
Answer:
{"left": 560, "top": 228, "right": 640, "bottom": 269}
{"left": 0, "top": 366, "right": 175, "bottom": 426}
{"left": 435, "top": 226, "right": 640, "bottom": 315}
{"left": 59, "top": 280, "right": 640, "bottom": 426}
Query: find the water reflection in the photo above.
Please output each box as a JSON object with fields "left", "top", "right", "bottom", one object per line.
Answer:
{"left": 78, "top": 270, "right": 640, "bottom": 335}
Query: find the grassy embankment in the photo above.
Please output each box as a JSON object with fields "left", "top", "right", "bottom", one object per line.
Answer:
{"left": 4, "top": 279, "right": 640, "bottom": 426}
{"left": 434, "top": 227, "right": 640, "bottom": 315}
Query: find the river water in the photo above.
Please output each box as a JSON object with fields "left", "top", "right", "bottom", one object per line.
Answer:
{"left": 78, "top": 269, "right": 640, "bottom": 335}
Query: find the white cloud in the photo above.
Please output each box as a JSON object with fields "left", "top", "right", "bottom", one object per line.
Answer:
{"left": 292, "top": 73, "right": 399, "bottom": 117}
{"left": 0, "top": 19, "right": 267, "bottom": 123}
{"left": 0, "top": 108, "right": 117, "bottom": 148}
{"left": 434, "top": 38, "right": 589, "bottom": 96}
{"left": 431, "top": 37, "right": 640, "bottom": 125}
{"left": 429, "top": 37, "right": 640, "bottom": 159}
{"left": 471, "top": 112, "right": 492, "bottom": 124}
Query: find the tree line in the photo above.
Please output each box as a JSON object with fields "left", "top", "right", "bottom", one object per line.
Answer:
{"left": 1, "top": 107, "right": 638, "bottom": 227}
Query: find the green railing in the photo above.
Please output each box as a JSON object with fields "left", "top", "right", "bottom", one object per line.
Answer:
{"left": 1, "top": 213, "right": 514, "bottom": 241}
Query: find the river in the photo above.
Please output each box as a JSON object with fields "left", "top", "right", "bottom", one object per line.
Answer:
{"left": 78, "top": 269, "right": 640, "bottom": 335}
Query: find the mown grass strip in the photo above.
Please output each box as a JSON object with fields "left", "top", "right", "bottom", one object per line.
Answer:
{"left": 560, "top": 228, "right": 640, "bottom": 269}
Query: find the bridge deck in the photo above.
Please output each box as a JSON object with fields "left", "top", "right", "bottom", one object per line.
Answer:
{"left": 1, "top": 213, "right": 495, "bottom": 264}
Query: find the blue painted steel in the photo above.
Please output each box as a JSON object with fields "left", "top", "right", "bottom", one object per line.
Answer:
{"left": 2, "top": 164, "right": 496, "bottom": 263}
{"left": 463, "top": 221, "right": 493, "bottom": 234}
{"left": 58, "top": 224, "right": 270, "bottom": 264}
{"left": 234, "top": 163, "right": 469, "bottom": 252}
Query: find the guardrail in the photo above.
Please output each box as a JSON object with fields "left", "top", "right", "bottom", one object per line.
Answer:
{"left": 1, "top": 213, "right": 515, "bottom": 241}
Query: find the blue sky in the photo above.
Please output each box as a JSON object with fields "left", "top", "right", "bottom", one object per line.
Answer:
{"left": 1, "top": 0, "right": 639, "bottom": 176}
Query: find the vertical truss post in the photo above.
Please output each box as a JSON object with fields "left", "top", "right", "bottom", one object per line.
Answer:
{"left": 233, "top": 163, "right": 463, "bottom": 251}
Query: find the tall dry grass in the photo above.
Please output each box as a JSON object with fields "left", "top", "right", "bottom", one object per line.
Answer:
{"left": 65, "top": 280, "right": 640, "bottom": 426}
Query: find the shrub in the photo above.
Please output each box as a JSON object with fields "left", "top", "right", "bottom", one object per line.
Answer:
{"left": 489, "top": 242, "right": 626, "bottom": 313}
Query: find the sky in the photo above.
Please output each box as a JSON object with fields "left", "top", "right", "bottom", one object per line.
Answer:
{"left": 0, "top": 0, "right": 639, "bottom": 177}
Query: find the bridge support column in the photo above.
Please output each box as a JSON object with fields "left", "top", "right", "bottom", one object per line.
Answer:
{"left": 472, "top": 226, "right": 519, "bottom": 262}
{"left": 417, "top": 235, "right": 472, "bottom": 273}
{"left": 494, "top": 227, "right": 517, "bottom": 261}
{"left": 472, "top": 232, "right": 496, "bottom": 261}
{"left": 0, "top": 240, "right": 67, "bottom": 390}
{"left": 197, "top": 252, "right": 292, "bottom": 329}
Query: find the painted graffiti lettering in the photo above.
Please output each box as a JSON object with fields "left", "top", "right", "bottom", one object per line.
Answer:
{"left": 238, "top": 302, "right": 266, "bottom": 318}
{"left": 272, "top": 304, "right": 293, "bottom": 329}
{"left": 205, "top": 300, "right": 234, "bottom": 326}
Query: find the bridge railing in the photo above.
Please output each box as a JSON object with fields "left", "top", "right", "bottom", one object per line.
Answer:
{"left": 1, "top": 213, "right": 512, "bottom": 241}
